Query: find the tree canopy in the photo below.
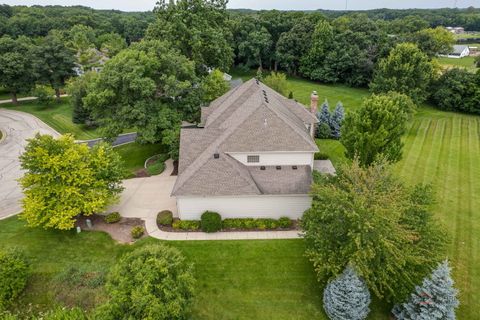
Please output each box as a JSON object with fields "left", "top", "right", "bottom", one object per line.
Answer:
{"left": 302, "top": 160, "right": 447, "bottom": 303}
{"left": 19, "top": 134, "right": 124, "bottom": 230}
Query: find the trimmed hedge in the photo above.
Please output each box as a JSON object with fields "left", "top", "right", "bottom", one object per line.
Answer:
{"left": 172, "top": 220, "right": 200, "bottom": 231}
{"left": 104, "top": 212, "right": 121, "bottom": 224}
{"left": 201, "top": 211, "right": 222, "bottom": 233}
{"left": 222, "top": 217, "right": 293, "bottom": 230}
{"left": 157, "top": 210, "right": 173, "bottom": 226}
{"left": 131, "top": 226, "right": 144, "bottom": 239}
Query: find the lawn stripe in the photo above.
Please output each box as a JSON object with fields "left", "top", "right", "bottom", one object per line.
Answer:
{"left": 396, "top": 119, "right": 425, "bottom": 182}
{"left": 400, "top": 119, "right": 431, "bottom": 185}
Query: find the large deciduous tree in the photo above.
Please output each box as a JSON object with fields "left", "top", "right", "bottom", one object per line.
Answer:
{"left": 95, "top": 244, "right": 195, "bottom": 320}
{"left": 370, "top": 43, "right": 436, "bottom": 104}
{"left": 0, "top": 35, "right": 35, "bottom": 104}
{"left": 147, "top": 0, "right": 233, "bottom": 72}
{"left": 201, "top": 69, "right": 229, "bottom": 102}
{"left": 341, "top": 92, "right": 415, "bottom": 167}
{"left": 19, "top": 134, "right": 124, "bottom": 230}
{"left": 67, "top": 71, "right": 99, "bottom": 125}
{"left": 302, "top": 160, "right": 447, "bottom": 303}
{"left": 33, "top": 30, "right": 76, "bottom": 99}
{"left": 83, "top": 40, "right": 196, "bottom": 148}
{"left": 410, "top": 27, "right": 455, "bottom": 58}
{"left": 97, "top": 32, "right": 127, "bottom": 57}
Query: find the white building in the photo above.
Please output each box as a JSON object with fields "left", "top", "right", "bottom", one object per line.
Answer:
{"left": 172, "top": 78, "right": 320, "bottom": 220}
{"left": 447, "top": 45, "right": 470, "bottom": 58}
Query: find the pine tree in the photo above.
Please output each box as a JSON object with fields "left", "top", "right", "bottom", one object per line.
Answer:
{"left": 323, "top": 266, "right": 371, "bottom": 320}
{"left": 316, "top": 100, "right": 331, "bottom": 139}
{"left": 330, "top": 102, "right": 345, "bottom": 139}
{"left": 392, "top": 260, "right": 459, "bottom": 320}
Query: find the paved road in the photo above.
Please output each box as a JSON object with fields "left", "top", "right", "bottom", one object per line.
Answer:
{"left": 81, "top": 132, "right": 138, "bottom": 148}
{"left": 0, "top": 95, "right": 69, "bottom": 105}
{"left": 0, "top": 109, "right": 60, "bottom": 219}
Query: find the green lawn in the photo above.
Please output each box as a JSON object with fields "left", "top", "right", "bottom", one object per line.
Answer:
{"left": 115, "top": 142, "right": 167, "bottom": 175}
{"left": 0, "top": 87, "right": 28, "bottom": 101}
{"left": 0, "top": 216, "right": 391, "bottom": 319}
{"left": 437, "top": 56, "right": 477, "bottom": 72}
{"left": 0, "top": 99, "right": 103, "bottom": 140}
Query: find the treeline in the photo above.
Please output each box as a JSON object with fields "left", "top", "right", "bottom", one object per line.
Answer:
{"left": 0, "top": 5, "right": 153, "bottom": 43}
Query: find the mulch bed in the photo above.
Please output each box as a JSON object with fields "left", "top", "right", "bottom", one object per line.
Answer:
{"left": 172, "top": 160, "right": 179, "bottom": 176}
{"left": 76, "top": 214, "right": 146, "bottom": 244}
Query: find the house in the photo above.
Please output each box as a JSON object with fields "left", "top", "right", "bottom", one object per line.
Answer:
{"left": 445, "top": 27, "right": 465, "bottom": 34}
{"left": 171, "top": 78, "right": 319, "bottom": 220}
{"left": 447, "top": 45, "right": 470, "bottom": 58}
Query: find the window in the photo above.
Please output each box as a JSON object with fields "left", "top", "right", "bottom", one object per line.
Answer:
{"left": 247, "top": 155, "right": 260, "bottom": 163}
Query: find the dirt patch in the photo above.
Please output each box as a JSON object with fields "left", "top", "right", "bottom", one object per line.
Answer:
{"left": 133, "top": 168, "right": 149, "bottom": 178}
{"left": 76, "top": 214, "right": 145, "bottom": 244}
{"left": 172, "top": 160, "right": 179, "bottom": 176}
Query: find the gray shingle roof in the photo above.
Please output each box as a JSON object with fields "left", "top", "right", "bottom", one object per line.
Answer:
{"left": 452, "top": 45, "right": 468, "bottom": 54}
{"left": 172, "top": 78, "right": 318, "bottom": 197}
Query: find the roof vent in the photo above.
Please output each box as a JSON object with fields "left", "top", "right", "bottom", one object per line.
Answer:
{"left": 276, "top": 166, "right": 281, "bottom": 170}
{"left": 260, "top": 166, "right": 266, "bottom": 170}
{"left": 214, "top": 153, "right": 219, "bottom": 159}
{"left": 256, "top": 79, "right": 260, "bottom": 85}
{"left": 292, "top": 166, "right": 298, "bottom": 170}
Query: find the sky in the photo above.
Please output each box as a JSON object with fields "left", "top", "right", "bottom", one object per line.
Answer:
{"left": 1, "top": 0, "right": 478, "bottom": 11}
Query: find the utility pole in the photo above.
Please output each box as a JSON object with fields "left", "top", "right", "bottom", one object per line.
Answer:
{"left": 454, "top": 0, "right": 458, "bottom": 8}
{"left": 345, "top": 0, "right": 348, "bottom": 10}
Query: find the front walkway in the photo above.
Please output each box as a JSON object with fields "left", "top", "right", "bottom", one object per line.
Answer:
{"left": 112, "top": 159, "right": 302, "bottom": 241}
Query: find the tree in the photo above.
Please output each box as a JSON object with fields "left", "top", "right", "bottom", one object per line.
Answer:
{"left": 67, "top": 71, "right": 99, "bottom": 125}
{"left": 201, "top": 69, "right": 229, "bottom": 102}
{"left": 275, "top": 19, "right": 314, "bottom": 75}
{"left": 147, "top": 0, "right": 233, "bottom": 72}
{"left": 69, "top": 24, "right": 100, "bottom": 73}
{"left": 302, "top": 160, "right": 447, "bottom": 303}
{"left": 237, "top": 26, "right": 272, "bottom": 69}
{"left": 432, "top": 68, "right": 480, "bottom": 115}
{"left": 370, "top": 43, "right": 437, "bottom": 104}
{"left": 32, "top": 85, "right": 55, "bottom": 106}
{"left": 323, "top": 266, "right": 371, "bottom": 320}
{"left": 83, "top": 40, "right": 196, "bottom": 145}
{"left": 0, "top": 249, "right": 29, "bottom": 311}
{"left": 316, "top": 101, "right": 331, "bottom": 139}
{"left": 98, "top": 32, "right": 127, "bottom": 57}
{"left": 475, "top": 55, "right": 480, "bottom": 68}
{"left": 330, "top": 102, "right": 344, "bottom": 139}
{"left": 341, "top": 93, "right": 415, "bottom": 167}
{"left": 19, "top": 134, "right": 124, "bottom": 230}
{"left": 300, "top": 20, "right": 333, "bottom": 79}
{"left": 392, "top": 260, "right": 459, "bottom": 319}
{"left": 0, "top": 35, "right": 36, "bottom": 104}
{"left": 33, "top": 30, "right": 76, "bottom": 98}
{"left": 263, "top": 72, "right": 288, "bottom": 96}
{"left": 95, "top": 244, "right": 195, "bottom": 320}
{"left": 410, "top": 27, "right": 455, "bottom": 58}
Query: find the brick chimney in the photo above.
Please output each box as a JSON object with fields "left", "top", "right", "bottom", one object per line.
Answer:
{"left": 310, "top": 91, "right": 318, "bottom": 114}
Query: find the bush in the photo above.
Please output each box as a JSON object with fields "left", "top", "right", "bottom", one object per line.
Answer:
{"left": 104, "top": 212, "right": 121, "bottom": 224}
{"left": 255, "top": 218, "right": 278, "bottom": 230}
{"left": 130, "top": 226, "right": 144, "bottom": 239}
{"left": 316, "top": 122, "right": 331, "bottom": 139}
{"left": 314, "top": 152, "right": 329, "bottom": 160}
{"left": 95, "top": 244, "right": 195, "bottom": 320}
{"left": 201, "top": 211, "right": 222, "bottom": 233}
{"left": 264, "top": 72, "right": 288, "bottom": 96}
{"left": 172, "top": 220, "right": 200, "bottom": 231}
{"left": 32, "top": 84, "right": 55, "bottom": 106}
{"left": 157, "top": 210, "right": 173, "bottom": 226}
{"left": 0, "top": 249, "right": 29, "bottom": 310}
{"left": 41, "top": 307, "right": 88, "bottom": 319}
{"left": 278, "top": 217, "right": 293, "bottom": 228}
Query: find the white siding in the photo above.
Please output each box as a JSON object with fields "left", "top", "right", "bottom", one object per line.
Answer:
{"left": 177, "top": 195, "right": 312, "bottom": 220}
{"left": 228, "top": 152, "right": 314, "bottom": 167}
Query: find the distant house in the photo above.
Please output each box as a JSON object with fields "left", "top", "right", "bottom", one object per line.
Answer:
{"left": 447, "top": 45, "right": 470, "bottom": 58}
{"left": 171, "top": 78, "right": 320, "bottom": 220}
{"left": 73, "top": 48, "right": 110, "bottom": 76}
{"left": 446, "top": 27, "right": 465, "bottom": 34}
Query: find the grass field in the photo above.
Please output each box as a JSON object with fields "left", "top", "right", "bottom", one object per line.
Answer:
{"left": 437, "top": 56, "right": 477, "bottom": 72}
{"left": 115, "top": 142, "right": 167, "bottom": 175}
{"left": 0, "top": 99, "right": 103, "bottom": 140}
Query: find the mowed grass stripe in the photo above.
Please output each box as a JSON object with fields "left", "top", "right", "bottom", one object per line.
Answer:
{"left": 470, "top": 119, "right": 480, "bottom": 316}
{"left": 397, "top": 119, "right": 431, "bottom": 185}
{"left": 421, "top": 120, "right": 443, "bottom": 183}
{"left": 396, "top": 119, "right": 422, "bottom": 178}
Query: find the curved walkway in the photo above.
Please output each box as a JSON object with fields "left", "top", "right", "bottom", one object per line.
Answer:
{"left": 111, "top": 159, "right": 302, "bottom": 241}
{"left": 0, "top": 109, "right": 60, "bottom": 219}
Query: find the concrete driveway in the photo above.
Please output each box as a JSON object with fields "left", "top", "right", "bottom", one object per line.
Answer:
{"left": 109, "top": 159, "right": 178, "bottom": 220}
{"left": 0, "top": 109, "right": 60, "bottom": 219}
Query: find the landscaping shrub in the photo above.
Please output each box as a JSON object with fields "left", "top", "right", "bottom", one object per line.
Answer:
{"left": 130, "top": 226, "right": 144, "bottom": 239}
{"left": 32, "top": 84, "right": 55, "bottom": 106}
{"left": 255, "top": 218, "right": 278, "bottom": 230}
{"left": 0, "top": 249, "right": 29, "bottom": 310}
{"left": 172, "top": 220, "right": 200, "bottom": 231}
{"left": 201, "top": 211, "right": 222, "bottom": 233}
{"left": 104, "top": 212, "right": 121, "bottom": 224}
{"left": 41, "top": 307, "right": 88, "bottom": 319}
{"left": 157, "top": 210, "right": 173, "bottom": 226}
{"left": 95, "top": 244, "right": 195, "bottom": 320}
{"left": 278, "top": 217, "right": 293, "bottom": 229}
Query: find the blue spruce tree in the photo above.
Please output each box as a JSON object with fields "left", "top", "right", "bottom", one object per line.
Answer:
{"left": 392, "top": 260, "right": 459, "bottom": 320}
{"left": 330, "top": 102, "right": 345, "bottom": 139}
{"left": 323, "top": 266, "right": 371, "bottom": 320}
{"left": 316, "top": 100, "right": 331, "bottom": 139}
